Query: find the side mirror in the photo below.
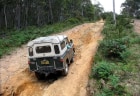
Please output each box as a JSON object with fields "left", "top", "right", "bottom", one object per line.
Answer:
{"left": 70, "top": 39, "right": 73, "bottom": 43}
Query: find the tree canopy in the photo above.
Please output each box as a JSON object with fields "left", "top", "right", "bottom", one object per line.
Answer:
{"left": 121, "top": 0, "right": 140, "bottom": 18}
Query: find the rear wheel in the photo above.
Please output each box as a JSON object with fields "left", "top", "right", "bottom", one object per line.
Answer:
{"left": 62, "top": 63, "right": 68, "bottom": 76}
{"left": 35, "top": 72, "right": 45, "bottom": 80}
{"left": 70, "top": 57, "right": 74, "bottom": 63}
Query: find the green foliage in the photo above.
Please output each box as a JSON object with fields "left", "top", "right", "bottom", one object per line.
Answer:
{"left": 95, "top": 84, "right": 126, "bottom": 96}
{"left": 92, "top": 61, "right": 114, "bottom": 80}
{"left": 0, "top": 22, "right": 80, "bottom": 58}
{"left": 94, "top": 75, "right": 127, "bottom": 96}
{"left": 108, "top": 75, "right": 120, "bottom": 88}
{"left": 101, "top": 12, "right": 114, "bottom": 24}
{"left": 116, "top": 15, "right": 133, "bottom": 30}
{"left": 121, "top": 0, "right": 140, "bottom": 18}
{"left": 96, "top": 88, "right": 114, "bottom": 96}
{"left": 65, "top": 18, "right": 81, "bottom": 24}
{"left": 112, "top": 85, "right": 126, "bottom": 95}
{"left": 99, "top": 14, "right": 132, "bottom": 60}
{"left": 90, "top": 14, "right": 136, "bottom": 96}
{"left": 120, "top": 50, "right": 131, "bottom": 61}
{"left": 94, "top": 51, "right": 104, "bottom": 62}
{"left": 108, "top": 76, "right": 126, "bottom": 95}
{"left": 99, "top": 39, "right": 127, "bottom": 59}
{"left": 130, "top": 36, "right": 140, "bottom": 44}
{"left": 103, "top": 85, "right": 126, "bottom": 96}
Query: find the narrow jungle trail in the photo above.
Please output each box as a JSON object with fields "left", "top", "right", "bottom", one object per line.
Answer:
{"left": 0, "top": 21, "right": 104, "bottom": 96}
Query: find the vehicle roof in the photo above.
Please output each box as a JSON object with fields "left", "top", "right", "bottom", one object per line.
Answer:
{"left": 27, "top": 35, "right": 67, "bottom": 47}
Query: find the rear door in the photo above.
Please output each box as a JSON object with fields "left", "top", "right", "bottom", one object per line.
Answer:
{"left": 33, "top": 43, "right": 55, "bottom": 67}
{"left": 33, "top": 43, "right": 55, "bottom": 58}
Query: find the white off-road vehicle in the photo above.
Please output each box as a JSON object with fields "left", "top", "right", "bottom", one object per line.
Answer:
{"left": 27, "top": 35, "right": 75, "bottom": 80}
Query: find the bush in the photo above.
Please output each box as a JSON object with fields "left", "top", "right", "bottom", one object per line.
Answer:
{"left": 65, "top": 18, "right": 80, "bottom": 24}
{"left": 120, "top": 50, "right": 131, "bottom": 61}
{"left": 94, "top": 52, "right": 104, "bottom": 62}
{"left": 102, "top": 24, "right": 116, "bottom": 38}
{"left": 112, "top": 85, "right": 126, "bottom": 95}
{"left": 108, "top": 75, "right": 120, "bottom": 88}
{"left": 101, "top": 12, "right": 114, "bottom": 24}
{"left": 130, "top": 36, "right": 140, "bottom": 44}
{"left": 92, "top": 61, "right": 114, "bottom": 80}
{"left": 99, "top": 39, "right": 127, "bottom": 59}
{"left": 116, "top": 15, "right": 132, "bottom": 29}
{"left": 94, "top": 75, "right": 126, "bottom": 96}
{"left": 96, "top": 85, "right": 126, "bottom": 96}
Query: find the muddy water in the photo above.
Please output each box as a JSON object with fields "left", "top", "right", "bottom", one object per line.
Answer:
{"left": 0, "top": 21, "right": 104, "bottom": 96}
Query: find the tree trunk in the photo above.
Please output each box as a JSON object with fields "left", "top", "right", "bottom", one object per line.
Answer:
{"left": 4, "top": 4, "right": 7, "bottom": 28}
{"left": 81, "top": 6, "right": 84, "bottom": 17}
{"left": 48, "top": 0, "right": 53, "bottom": 23}
{"left": 15, "top": 4, "right": 21, "bottom": 29}
{"left": 17, "top": 4, "right": 21, "bottom": 29}
{"left": 59, "top": 8, "right": 64, "bottom": 22}
{"left": 25, "top": 5, "right": 28, "bottom": 27}
{"left": 37, "top": 6, "right": 40, "bottom": 26}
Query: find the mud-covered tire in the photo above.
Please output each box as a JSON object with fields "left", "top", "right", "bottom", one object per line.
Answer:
{"left": 35, "top": 72, "right": 45, "bottom": 80}
{"left": 62, "top": 63, "right": 68, "bottom": 76}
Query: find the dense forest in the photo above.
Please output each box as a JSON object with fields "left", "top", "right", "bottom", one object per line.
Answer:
{"left": 0, "top": 0, "right": 140, "bottom": 29}
{"left": 0, "top": 0, "right": 103, "bottom": 29}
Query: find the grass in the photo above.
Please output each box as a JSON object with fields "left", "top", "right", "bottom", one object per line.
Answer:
{"left": 89, "top": 16, "right": 140, "bottom": 96}
{"left": 0, "top": 21, "right": 82, "bottom": 58}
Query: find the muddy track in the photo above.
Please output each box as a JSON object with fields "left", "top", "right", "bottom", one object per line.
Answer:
{"left": 0, "top": 21, "right": 104, "bottom": 96}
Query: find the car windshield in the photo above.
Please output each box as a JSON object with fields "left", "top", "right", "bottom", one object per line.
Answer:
{"left": 36, "top": 46, "right": 51, "bottom": 53}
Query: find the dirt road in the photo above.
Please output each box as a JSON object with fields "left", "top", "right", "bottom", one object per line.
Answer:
{"left": 134, "top": 19, "right": 140, "bottom": 34}
{"left": 0, "top": 21, "right": 104, "bottom": 96}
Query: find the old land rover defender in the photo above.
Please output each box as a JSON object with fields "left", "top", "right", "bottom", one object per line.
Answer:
{"left": 27, "top": 35, "right": 75, "bottom": 80}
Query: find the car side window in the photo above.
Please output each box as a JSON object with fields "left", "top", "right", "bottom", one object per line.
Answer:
{"left": 60, "top": 41, "right": 66, "bottom": 50}
{"left": 54, "top": 45, "right": 60, "bottom": 54}
{"left": 65, "top": 38, "right": 69, "bottom": 44}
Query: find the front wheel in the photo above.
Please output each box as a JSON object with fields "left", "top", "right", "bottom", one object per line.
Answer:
{"left": 62, "top": 63, "right": 68, "bottom": 76}
{"left": 35, "top": 72, "right": 45, "bottom": 80}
